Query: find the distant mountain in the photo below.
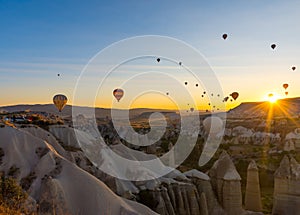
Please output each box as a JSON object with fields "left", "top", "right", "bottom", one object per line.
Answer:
{"left": 228, "top": 97, "right": 300, "bottom": 118}
{"left": 0, "top": 104, "right": 177, "bottom": 119}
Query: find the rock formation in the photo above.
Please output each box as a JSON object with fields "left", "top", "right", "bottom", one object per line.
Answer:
{"left": 0, "top": 125, "right": 157, "bottom": 215}
{"left": 272, "top": 155, "right": 300, "bottom": 215}
{"left": 245, "top": 160, "right": 262, "bottom": 212}
{"left": 208, "top": 151, "right": 244, "bottom": 215}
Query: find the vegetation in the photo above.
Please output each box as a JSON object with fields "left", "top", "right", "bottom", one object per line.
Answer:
{"left": 0, "top": 174, "right": 28, "bottom": 214}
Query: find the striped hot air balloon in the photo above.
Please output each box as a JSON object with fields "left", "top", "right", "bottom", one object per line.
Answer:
{"left": 53, "top": 94, "right": 67, "bottom": 112}
{"left": 113, "top": 88, "right": 124, "bottom": 102}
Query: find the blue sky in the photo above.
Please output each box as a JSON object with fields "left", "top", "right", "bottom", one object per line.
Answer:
{"left": 1, "top": 0, "right": 300, "bottom": 108}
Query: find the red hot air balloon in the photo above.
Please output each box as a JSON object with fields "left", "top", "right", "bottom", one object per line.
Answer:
{"left": 285, "top": 91, "right": 289, "bottom": 96}
{"left": 113, "top": 88, "right": 124, "bottom": 102}
{"left": 231, "top": 92, "right": 239, "bottom": 100}
{"left": 283, "top": 83, "right": 289, "bottom": 90}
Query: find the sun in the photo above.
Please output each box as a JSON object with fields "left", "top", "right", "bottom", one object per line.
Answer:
{"left": 268, "top": 96, "right": 278, "bottom": 103}
{"left": 266, "top": 93, "right": 279, "bottom": 103}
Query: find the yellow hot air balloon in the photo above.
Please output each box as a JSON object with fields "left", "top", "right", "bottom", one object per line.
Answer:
{"left": 53, "top": 94, "right": 67, "bottom": 112}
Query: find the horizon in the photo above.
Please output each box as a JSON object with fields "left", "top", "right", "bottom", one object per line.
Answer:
{"left": 2, "top": 95, "right": 300, "bottom": 112}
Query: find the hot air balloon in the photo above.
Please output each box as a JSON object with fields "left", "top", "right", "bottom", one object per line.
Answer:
{"left": 222, "top": 33, "right": 228, "bottom": 40}
{"left": 203, "top": 91, "right": 206, "bottom": 94}
{"left": 113, "top": 88, "right": 124, "bottom": 102}
{"left": 292, "top": 66, "right": 296, "bottom": 71}
{"left": 166, "top": 92, "right": 169, "bottom": 95}
{"left": 271, "top": 44, "right": 276, "bottom": 50}
{"left": 57, "top": 73, "right": 60, "bottom": 77}
{"left": 208, "top": 103, "right": 211, "bottom": 106}
{"left": 157, "top": 58, "right": 160, "bottom": 63}
{"left": 268, "top": 93, "right": 274, "bottom": 98}
{"left": 184, "top": 82, "right": 188, "bottom": 85}
{"left": 211, "top": 93, "right": 214, "bottom": 96}
{"left": 195, "top": 84, "right": 198, "bottom": 87}
{"left": 190, "top": 107, "right": 194, "bottom": 112}
{"left": 285, "top": 91, "right": 289, "bottom": 96}
{"left": 179, "top": 62, "right": 182, "bottom": 66}
{"left": 230, "top": 99, "right": 233, "bottom": 102}
{"left": 53, "top": 94, "right": 67, "bottom": 112}
{"left": 217, "top": 94, "right": 220, "bottom": 97}
{"left": 231, "top": 92, "right": 239, "bottom": 100}
{"left": 201, "top": 95, "right": 204, "bottom": 97}
{"left": 283, "top": 83, "right": 289, "bottom": 90}
{"left": 224, "top": 96, "right": 229, "bottom": 102}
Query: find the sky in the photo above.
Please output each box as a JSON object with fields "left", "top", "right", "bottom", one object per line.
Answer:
{"left": 1, "top": 0, "right": 300, "bottom": 110}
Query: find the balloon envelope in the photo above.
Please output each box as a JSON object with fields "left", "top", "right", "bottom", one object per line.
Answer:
{"left": 285, "top": 91, "right": 289, "bottom": 96}
{"left": 222, "top": 34, "right": 228, "bottom": 40}
{"left": 292, "top": 66, "right": 296, "bottom": 71}
{"left": 271, "top": 44, "right": 276, "bottom": 49}
{"left": 156, "top": 58, "right": 160, "bottom": 62}
{"left": 231, "top": 92, "right": 239, "bottom": 100}
{"left": 113, "top": 88, "right": 124, "bottom": 102}
{"left": 53, "top": 94, "right": 67, "bottom": 112}
{"left": 283, "top": 83, "right": 289, "bottom": 90}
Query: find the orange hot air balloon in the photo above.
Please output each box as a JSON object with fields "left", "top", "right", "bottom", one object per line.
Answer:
{"left": 283, "top": 83, "right": 289, "bottom": 90}
{"left": 231, "top": 92, "right": 239, "bottom": 100}
{"left": 222, "top": 33, "right": 228, "bottom": 40}
{"left": 285, "top": 91, "right": 289, "bottom": 96}
{"left": 53, "top": 94, "right": 67, "bottom": 112}
{"left": 113, "top": 88, "right": 124, "bottom": 102}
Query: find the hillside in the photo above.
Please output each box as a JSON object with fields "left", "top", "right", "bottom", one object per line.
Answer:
{"left": 228, "top": 97, "right": 300, "bottom": 119}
